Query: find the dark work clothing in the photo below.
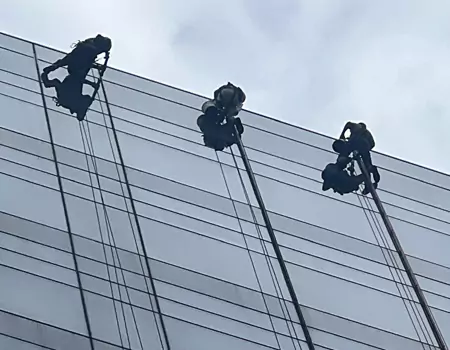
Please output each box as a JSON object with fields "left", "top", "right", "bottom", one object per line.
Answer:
{"left": 197, "top": 114, "right": 243, "bottom": 151}
{"left": 198, "top": 83, "right": 245, "bottom": 151}
{"left": 45, "top": 35, "right": 111, "bottom": 80}
{"left": 41, "top": 72, "right": 92, "bottom": 119}
{"left": 336, "top": 121, "right": 375, "bottom": 169}
{"left": 321, "top": 163, "right": 365, "bottom": 195}
{"left": 333, "top": 122, "right": 377, "bottom": 184}
{"left": 40, "top": 35, "right": 110, "bottom": 122}
{"left": 333, "top": 172, "right": 365, "bottom": 195}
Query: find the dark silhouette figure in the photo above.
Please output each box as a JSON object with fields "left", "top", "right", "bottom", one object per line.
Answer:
{"left": 321, "top": 156, "right": 366, "bottom": 195}
{"left": 41, "top": 34, "right": 111, "bottom": 121}
{"left": 332, "top": 121, "right": 380, "bottom": 187}
{"left": 197, "top": 82, "right": 246, "bottom": 151}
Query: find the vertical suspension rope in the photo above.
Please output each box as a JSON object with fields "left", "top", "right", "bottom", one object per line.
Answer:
{"left": 226, "top": 149, "right": 305, "bottom": 350}
{"left": 360, "top": 191, "right": 435, "bottom": 348}
{"left": 85, "top": 67, "right": 169, "bottom": 348}
{"left": 356, "top": 191, "right": 431, "bottom": 350}
{"left": 100, "top": 80, "right": 172, "bottom": 350}
{"left": 79, "top": 123, "right": 127, "bottom": 349}
{"left": 216, "top": 151, "right": 291, "bottom": 350}
{"left": 81, "top": 119, "right": 148, "bottom": 349}
{"left": 232, "top": 127, "right": 315, "bottom": 350}
{"left": 92, "top": 81, "right": 166, "bottom": 350}
{"left": 356, "top": 154, "right": 447, "bottom": 350}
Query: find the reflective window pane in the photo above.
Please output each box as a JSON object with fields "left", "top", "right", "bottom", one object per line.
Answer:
{"left": 0, "top": 265, "right": 87, "bottom": 334}
{"left": 0, "top": 69, "right": 40, "bottom": 92}
{"left": 0, "top": 48, "right": 37, "bottom": 78}
{"left": 165, "top": 316, "right": 270, "bottom": 350}
{"left": 140, "top": 216, "right": 260, "bottom": 290}
{"left": 0, "top": 94, "right": 49, "bottom": 140}
{"left": 0, "top": 310, "right": 91, "bottom": 350}
{"left": 0, "top": 33, "right": 34, "bottom": 55}
{"left": 0, "top": 173, "right": 66, "bottom": 230}
{"left": 288, "top": 263, "right": 421, "bottom": 340}
{"left": 118, "top": 132, "right": 229, "bottom": 196}
{"left": 103, "top": 68, "right": 206, "bottom": 108}
{"left": 0, "top": 127, "right": 53, "bottom": 160}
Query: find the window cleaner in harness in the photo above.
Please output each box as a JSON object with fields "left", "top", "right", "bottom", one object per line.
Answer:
{"left": 197, "top": 82, "right": 246, "bottom": 151}
{"left": 322, "top": 122, "right": 380, "bottom": 195}
{"left": 40, "top": 34, "right": 112, "bottom": 121}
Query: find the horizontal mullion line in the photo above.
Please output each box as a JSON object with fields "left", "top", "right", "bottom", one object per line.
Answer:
{"left": 0, "top": 332, "right": 56, "bottom": 350}
{"left": 0, "top": 208, "right": 432, "bottom": 347}
{"left": 0, "top": 146, "right": 442, "bottom": 290}
{"left": 0, "top": 67, "right": 39, "bottom": 83}
{"left": 0, "top": 133, "right": 124, "bottom": 182}
{"left": 2, "top": 143, "right": 450, "bottom": 290}
{"left": 88, "top": 107, "right": 450, "bottom": 236}
{"left": 0, "top": 237, "right": 161, "bottom": 299}
{"left": 0, "top": 84, "right": 446, "bottom": 223}
{"left": 0, "top": 138, "right": 404, "bottom": 278}
{"left": 56, "top": 183, "right": 421, "bottom": 295}
{"left": 3, "top": 112, "right": 449, "bottom": 246}
{"left": 103, "top": 122, "right": 450, "bottom": 243}
{"left": 3, "top": 162, "right": 450, "bottom": 305}
{"left": 54, "top": 194, "right": 448, "bottom": 311}
{"left": 1, "top": 37, "right": 447, "bottom": 194}
{"left": 100, "top": 77, "right": 450, "bottom": 194}
{"left": 0, "top": 154, "right": 57, "bottom": 177}
{"left": 0, "top": 260, "right": 296, "bottom": 350}
{"left": 1, "top": 81, "right": 449, "bottom": 306}
{"left": 0, "top": 308, "right": 129, "bottom": 350}
{"left": 0, "top": 44, "right": 34, "bottom": 58}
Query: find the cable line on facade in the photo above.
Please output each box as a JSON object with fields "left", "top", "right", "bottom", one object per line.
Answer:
{"left": 216, "top": 153, "right": 285, "bottom": 350}
{"left": 345, "top": 156, "right": 433, "bottom": 347}
{"left": 196, "top": 83, "right": 316, "bottom": 350}
{"left": 218, "top": 148, "right": 306, "bottom": 350}
{"left": 230, "top": 147, "right": 306, "bottom": 350}
{"left": 79, "top": 121, "right": 127, "bottom": 349}
{"left": 80, "top": 74, "right": 172, "bottom": 349}
{"left": 356, "top": 186, "right": 433, "bottom": 349}
{"left": 81, "top": 115, "right": 143, "bottom": 349}
{"left": 357, "top": 154, "right": 447, "bottom": 350}
{"left": 99, "top": 77, "right": 172, "bottom": 350}
{"left": 364, "top": 195, "right": 434, "bottom": 347}
{"left": 318, "top": 121, "right": 447, "bottom": 350}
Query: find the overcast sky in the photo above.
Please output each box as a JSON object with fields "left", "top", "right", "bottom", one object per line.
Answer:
{"left": 1, "top": 0, "right": 450, "bottom": 174}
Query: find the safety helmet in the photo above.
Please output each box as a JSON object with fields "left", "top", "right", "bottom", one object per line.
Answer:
{"left": 218, "top": 87, "right": 236, "bottom": 105}
{"left": 95, "top": 35, "right": 112, "bottom": 51}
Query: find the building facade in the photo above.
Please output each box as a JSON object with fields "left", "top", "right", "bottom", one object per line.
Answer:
{"left": 0, "top": 32, "right": 449, "bottom": 350}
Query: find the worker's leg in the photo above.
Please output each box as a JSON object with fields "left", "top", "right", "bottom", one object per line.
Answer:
{"left": 40, "top": 71, "right": 61, "bottom": 89}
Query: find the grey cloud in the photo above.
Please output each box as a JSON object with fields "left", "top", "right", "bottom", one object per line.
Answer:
{"left": 242, "top": 0, "right": 299, "bottom": 40}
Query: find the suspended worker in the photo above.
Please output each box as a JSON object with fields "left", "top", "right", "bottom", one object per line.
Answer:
{"left": 197, "top": 82, "right": 246, "bottom": 151}
{"left": 43, "top": 34, "right": 111, "bottom": 78}
{"left": 332, "top": 121, "right": 381, "bottom": 188}
{"left": 41, "top": 34, "right": 111, "bottom": 121}
{"left": 41, "top": 71, "right": 95, "bottom": 121}
{"left": 321, "top": 155, "right": 367, "bottom": 195}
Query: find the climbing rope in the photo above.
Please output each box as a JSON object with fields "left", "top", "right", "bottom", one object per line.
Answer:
{"left": 95, "top": 70, "right": 171, "bottom": 350}
{"left": 80, "top": 120, "right": 142, "bottom": 349}
{"left": 218, "top": 143, "right": 305, "bottom": 350}
{"left": 216, "top": 151, "right": 284, "bottom": 350}
{"left": 354, "top": 165, "right": 434, "bottom": 349}
{"left": 78, "top": 70, "right": 167, "bottom": 349}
